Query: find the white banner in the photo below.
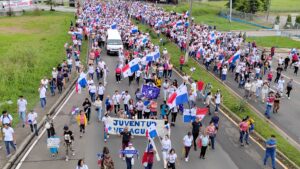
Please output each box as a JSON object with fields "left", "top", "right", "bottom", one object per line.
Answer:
{"left": 1, "top": 0, "right": 33, "bottom": 9}
{"left": 106, "top": 117, "right": 167, "bottom": 137}
{"left": 47, "top": 137, "right": 60, "bottom": 148}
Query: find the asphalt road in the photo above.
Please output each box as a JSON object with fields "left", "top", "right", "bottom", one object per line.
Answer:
{"left": 17, "top": 51, "right": 282, "bottom": 169}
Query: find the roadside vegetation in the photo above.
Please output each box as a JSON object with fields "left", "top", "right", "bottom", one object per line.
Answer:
{"left": 0, "top": 11, "right": 86, "bottom": 126}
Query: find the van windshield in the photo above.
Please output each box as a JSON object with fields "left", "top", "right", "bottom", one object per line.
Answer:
{"left": 107, "top": 39, "right": 122, "bottom": 45}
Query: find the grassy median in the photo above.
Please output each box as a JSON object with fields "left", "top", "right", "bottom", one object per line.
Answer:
{"left": 0, "top": 11, "right": 86, "bottom": 126}
{"left": 247, "top": 36, "right": 300, "bottom": 49}
{"left": 134, "top": 20, "right": 300, "bottom": 167}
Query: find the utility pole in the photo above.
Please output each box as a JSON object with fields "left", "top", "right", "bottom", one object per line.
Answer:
{"left": 184, "top": 0, "right": 192, "bottom": 62}
{"left": 229, "top": 0, "right": 232, "bottom": 23}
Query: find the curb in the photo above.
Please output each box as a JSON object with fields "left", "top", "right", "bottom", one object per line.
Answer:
{"left": 2, "top": 77, "right": 78, "bottom": 169}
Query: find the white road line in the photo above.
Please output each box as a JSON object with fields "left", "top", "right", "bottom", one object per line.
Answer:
{"left": 15, "top": 89, "right": 76, "bottom": 169}
{"left": 172, "top": 68, "right": 288, "bottom": 169}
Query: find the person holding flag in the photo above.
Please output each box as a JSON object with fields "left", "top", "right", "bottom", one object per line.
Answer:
{"left": 142, "top": 141, "right": 156, "bottom": 169}
{"left": 191, "top": 117, "right": 202, "bottom": 151}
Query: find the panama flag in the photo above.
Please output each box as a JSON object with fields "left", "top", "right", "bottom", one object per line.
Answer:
{"left": 146, "top": 123, "right": 158, "bottom": 139}
{"left": 176, "top": 20, "right": 183, "bottom": 27}
{"left": 210, "top": 32, "right": 215, "bottom": 44}
{"left": 196, "top": 107, "right": 208, "bottom": 120}
{"left": 167, "top": 84, "right": 189, "bottom": 108}
{"left": 183, "top": 108, "right": 196, "bottom": 123}
{"left": 142, "top": 37, "right": 148, "bottom": 44}
{"left": 76, "top": 72, "right": 87, "bottom": 93}
{"left": 227, "top": 50, "right": 241, "bottom": 64}
{"left": 153, "top": 51, "right": 160, "bottom": 60}
{"left": 111, "top": 22, "right": 117, "bottom": 29}
{"left": 122, "top": 58, "right": 140, "bottom": 77}
{"left": 131, "top": 27, "right": 138, "bottom": 34}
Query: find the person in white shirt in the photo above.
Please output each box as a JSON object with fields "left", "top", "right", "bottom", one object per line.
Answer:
{"left": 103, "top": 65, "right": 108, "bottom": 86}
{"left": 27, "top": 110, "right": 38, "bottom": 136}
{"left": 2, "top": 123, "right": 16, "bottom": 157}
{"left": 277, "top": 76, "right": 285, "bottom": 96}
{"left": 75, "top": 59, "right": 81, "bottom": 73}
{"left": 124, "top": 143, "right": 137, "bottom": 169}
{"left": 221, "top": 65, "right": 228, "bottom": 82}
{"left": 112, "top": 90, "right": 121, "bottom": 114}
{"left": 52, "top": 67, "right": 58, "bottom": 80}
{"left": 38, "top": 84, "right": 47, "bottom": 110}
{"left": 162, "top": 79, "right": 170, "bottom": 101}
{"left": 97, "top": 82, "right": 105, "bottom": 101}
{"left": 135, "top": 69, "right": 142, "bottom": 85}
{"left": 76, "top": 159, "right": 89, "bottom": 169}
{"left": 94, "top": 96, "right": 103, "bottom": 121}
{"left": 183, "top": 132, "right": 193, "bottom": 162}
{"left": 102, "top": 113, "right": 110, "bottom": 142}
{"left": 167, "top": 148, "right": 178, "bottom": 169}
{"left": 214, "top": 90, "right": 222, "bottom": 112}
{"left": 89, "top": 82, "right": 97, "bottom": 103}
{"left": 67, "top": 58, "right": 73, "bottom": 72}
{"left": 161, "top": 134, "right": 172, "bottom": 169}
{"left": 17, "top": 96, "right": 27, "bottom": 127}
{"left": 88, "top": 64, "right": 94, "bottom": 80}
{"left": 0, "top": 110, "right": 13, "bottom": 126}
{"left": 122, "top": 91, "right": 131, "bottom": 114}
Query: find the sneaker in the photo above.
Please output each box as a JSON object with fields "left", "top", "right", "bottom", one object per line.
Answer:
{"left": 185, "top": 158, "right": 188, "bottom": 162}
{"left": 104, "top": 139, "right": 107, "bottom": 143}
{"left": 72, "top": 152, "right": 75, "bottom": 156}
{"left": 107, "top": 135, "right": 110, "bottom": 139}
{"left": 288, "top": 97, "right": 290, "bottom": 100}
{"left": 65, "top": 156, "right": 69, "bottom": 161}
{"left": 123, "top": 157, "right": 125, "bottom": 161}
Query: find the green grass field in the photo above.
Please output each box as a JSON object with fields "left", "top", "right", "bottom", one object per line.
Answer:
{"left": 0, "top": 11, "right": 75, "bottom": 126}
{"left": 162, "top": 2, "right": 259, "bottom": 31}
{"left": 270, "top": 0, "right": 300, "bottom": 12}
{"left": 247, "top": 36, "right": 300, "bottom": 49}
{"left": 134, "top": 20, "right": 300, "bottom": 168}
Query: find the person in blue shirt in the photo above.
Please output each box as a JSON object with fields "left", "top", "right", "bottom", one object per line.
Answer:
{"left": 160, "top": 101, "right": 169, "bottom": 119}
{"left": 263, "top": 135, "right": 277, "bottom": 169}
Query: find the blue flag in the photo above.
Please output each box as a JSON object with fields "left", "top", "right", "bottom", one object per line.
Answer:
{"left": 142, "top": 85, "right": 160, "bottom": 99}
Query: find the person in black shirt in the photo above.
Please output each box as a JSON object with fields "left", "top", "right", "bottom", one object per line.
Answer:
{"left": 63, "top": 125, "right": 75, "bottom": 161}
{"left": 191, "top": 117, "right": 202, "bottom": 151}
{"left": 82, "top": 98, "right": 92, "bottom": 123}
{"left": 120, "top": 127, "right": 132, "bottom": 158}
{"left": 56, "top": 72, "right": 64, "bottom": 94}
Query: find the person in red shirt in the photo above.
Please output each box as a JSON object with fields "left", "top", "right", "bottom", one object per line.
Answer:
{"left": 115, "top": 67, "right": 122, "bottom": 83}
{"left": 143, "top": 145, "right": 155, "bottom": 169}
{"left": 179, "top": 56, "right": 185, "bottom": 71}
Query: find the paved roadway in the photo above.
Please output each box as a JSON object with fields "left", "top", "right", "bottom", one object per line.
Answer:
{"left": 17, "top": 51, "right": 282, "bottom": 169}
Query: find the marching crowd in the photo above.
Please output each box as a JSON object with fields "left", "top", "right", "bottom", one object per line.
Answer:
{"left": 3, "top": 1, "right": 296, "bottom": 169}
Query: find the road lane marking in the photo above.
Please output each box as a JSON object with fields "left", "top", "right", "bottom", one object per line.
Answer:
{"left": 15, "top": 88, "right": 76, "bottom": 169}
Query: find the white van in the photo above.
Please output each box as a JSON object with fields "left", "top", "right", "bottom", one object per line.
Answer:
{"left": 106, "top": 29, "right": 123, "bottom": 55}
